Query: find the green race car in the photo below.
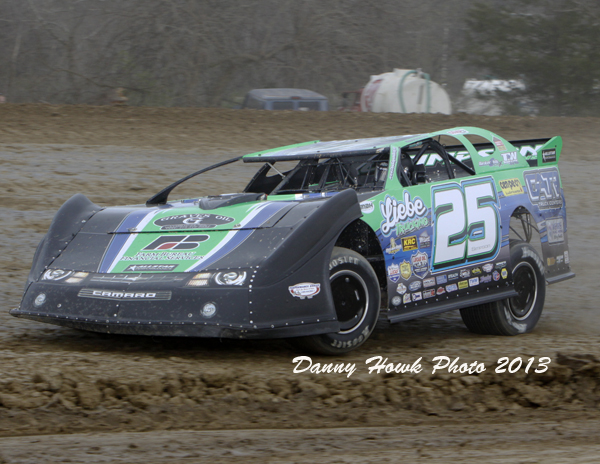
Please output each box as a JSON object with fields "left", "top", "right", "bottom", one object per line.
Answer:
{"left": 12, "top": 127, "right": 574, "bottom": 353}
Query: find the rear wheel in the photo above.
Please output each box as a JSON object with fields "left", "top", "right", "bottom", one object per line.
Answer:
{"left": 460, "top": 241, "right": 546, "bottom": 335}
{"left": 290, "top": 247, "right": 380, "bottom": 354}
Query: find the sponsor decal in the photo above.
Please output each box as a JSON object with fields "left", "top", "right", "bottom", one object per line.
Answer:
{"left": 446, "top": 150, "right": 473, "bottom": 162}
{"left": 524, "top": 168, "right": 563, "bottom": 210}
{"left": 423, "top": 289, "right": 436, "bottom": 299}
{"left": 546, "top": 217, "right": 565, "bottom": 244}
{"left": 480, "top": 274, "right": 492, "bottom": 284}
{"left": 154, "top": 214, "right": 234, "bottom": 230}
{"left": 520, "top": 144, "right": 544, "bottom": 161}
{"left": 493, "top": 270, "right": 501, "bottom": 281}
{"left": 495, "top": 261, "right": 507, "bottom": 269}
{"left": 419, "top": 231, "right": 431, "bottom": 248}
{"left": 436, "top": 286, "right": 446, "bottom": 295}
{"left": 501, "top": 151, "right": 519, "bottom": 165}
{"left": 78, "top": 289, "right": 171, "bottom": 301}
{"left": 143, "top": 235, "right": 209, "bottom": 251}
{"left": 388, "top": 263, "right": 400, "bottom": 283}
{"left": 396, "top": 216, "right": 429, "bottom": 237}
{"left": 396, "top": 283, "right": 407, "bottom": 295}
{"left": 402, "top": 235, "right": 418, "bottom": 251}
{"left": 448, "top": 272, "right": 459, "bottom": 281}
{"left": 412, "top": 292, "right": 423, "bottom": 302}
{"left": 542, "top": 148, "right": 557, "bottom": 163}
{"left": 409, "top": 280, "right": 422, "bottom": 291}
{"left": 482, "top": 263, "right": 494, "bottom": 273}
{"left": 446, "top": 283, "right": 458, "bottom": 293}
{"left": 564, "top": 251, "right": 570, "bottom": 264}
{"left": 92, "top": 274, "right": 186, "bottom": 284}
{"left": 556, "top": 255, "right": 564, "bottom": 265}
{"left": 108, "top": 201, "right": 287, "bottom": 275}
{"left": 215, "top": 271, "right": 247, "bottom": 286}
{"left": 447, "top": 129, "right": 469, "bottom": 135}
{"left": 411, "top": 251, "right": 429, "bottom": 279}
{"left": 472, "top": 267, "right": 482, "bottom": 275}
{"left": 289, "top": 283, "right": 321, "bottom": 299}
{"left": 547, "top": 257, "right": 556, "bottom": 266}
{"left": 460, "top": 269, "right": 471, "bottom": 278}
{"left": 423, "top": 277, "right": 436, "bottom": 288}
{"left": 122, "top": 252, "right": 203, "bottom": 262}
{"left": 419, "top": 153, "right": 444, "bottom": 166}
{"left": 493, "top": 136, "right": 507, "bottom": 151}
{"left": 391, "top": 295, "right": 402, "bottom": 306}
{"left": 499, "top": 178, "right": 524, "bottom": 196}
{"left": 478, "top": 158, "right": 502, "bottom": 167}
{"left": 469, "top": 277, "right": 480, "bottom": 287}
{"left": 501, "top": 268, "right": 508, "bottom": 279}
{"left": 403, "top": 293, "right": 412, "bottom": 304}
{"left": 42, "top": 269, "right": 74, "bottom": 281}
{"left": 360, "top": 201, "right": 375, "bottom": 214}
{"left": 400, "top": 260, "right": 412, "bottom": 280}
{"left": 458, "top": 280, "right": 469, "bottom": 289}
{"left": 124, "top": 264, "right": 178, "bottom": 272}
{"left": 385, "top": 237, "right": 402, "bottom": 255}
{"left": 380, "top": 192, "right": 428, "bottom": 237}
{"left": 436, "top": 275, "right": 448, "bottom": 285}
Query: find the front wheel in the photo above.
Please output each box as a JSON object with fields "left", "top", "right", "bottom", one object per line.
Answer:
{"left": 460, "top": 241, "right": 546, "bottom": 335}
{"left": 290, "top": 247, "right": 381, "bottom": 355}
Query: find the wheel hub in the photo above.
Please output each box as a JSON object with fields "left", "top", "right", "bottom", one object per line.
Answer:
{"left": 330, "top": 270, "right": 369, "bottom": 333}
{"left": 507, "top": 262, "right": 538, "bottom": 320}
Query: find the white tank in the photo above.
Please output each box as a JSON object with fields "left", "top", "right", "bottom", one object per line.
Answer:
{"left": 360, "top": 68, "right": 452, "bottom": 114}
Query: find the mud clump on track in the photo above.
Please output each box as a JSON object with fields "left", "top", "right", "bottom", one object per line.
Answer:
{"left": 0, "top": 104, "right": 599, "bottom": 445}
{"left": 0, "top": 352, "right": 598, "bottom": 437}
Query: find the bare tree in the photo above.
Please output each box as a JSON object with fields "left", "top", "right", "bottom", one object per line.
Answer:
{"left": 0, "top": 0, "right": 478, "bottom": 107}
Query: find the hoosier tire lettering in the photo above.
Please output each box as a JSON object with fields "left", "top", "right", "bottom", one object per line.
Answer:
{"left": 329, "top": 255, "right": 359, "bottom": 270}
{"left": 330, "top": 326, "right": 371, "bottom": 349}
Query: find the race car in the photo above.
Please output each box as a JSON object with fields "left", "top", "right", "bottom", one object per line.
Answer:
{"left": 12, "top": 127, "right": 574, "bottom": 354}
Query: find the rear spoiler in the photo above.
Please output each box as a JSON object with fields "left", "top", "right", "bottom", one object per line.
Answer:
{"left": 445, "top": 136, "right": 561, "bottom": 167}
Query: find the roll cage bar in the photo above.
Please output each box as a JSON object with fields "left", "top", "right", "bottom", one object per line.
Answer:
{"left": 398, "top": 138, "right": 475, "bottom": 186}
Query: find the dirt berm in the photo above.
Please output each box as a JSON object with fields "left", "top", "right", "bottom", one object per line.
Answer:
{"left": 0, "top": 104, "right": 599, "bottom": 462}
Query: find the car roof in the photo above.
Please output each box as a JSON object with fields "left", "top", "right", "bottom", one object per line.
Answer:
{"left": 242, "top": 127, "right": 521, "bottom": 163}
{"left": 243, "top": 133, "right": 429, "bottom": 162}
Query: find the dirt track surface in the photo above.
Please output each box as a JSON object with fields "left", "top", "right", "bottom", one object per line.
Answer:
{"left": 1, "top": 104, "right": 599, "bottom": 463}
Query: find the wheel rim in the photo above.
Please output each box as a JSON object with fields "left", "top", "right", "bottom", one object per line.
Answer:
{"left": 507, "top": 262, "right": 538, "bottom": 320}
{"left": 330, "top": 270, "right": 369, "bottom": 334}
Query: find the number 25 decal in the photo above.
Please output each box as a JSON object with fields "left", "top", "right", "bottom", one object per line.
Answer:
{"left": 432, "top": 178, "right": 500, "bottom": 271}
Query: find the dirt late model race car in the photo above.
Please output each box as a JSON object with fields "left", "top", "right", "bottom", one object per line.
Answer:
{"left": 12, "top": 127, "right": 574, "bottom": 354}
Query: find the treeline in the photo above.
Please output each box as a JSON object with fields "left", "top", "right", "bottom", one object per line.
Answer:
{"left": 0, "top": 0, "right": 598, "bottom": 115}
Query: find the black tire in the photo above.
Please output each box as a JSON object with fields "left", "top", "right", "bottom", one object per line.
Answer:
{"left": 460, "top": 241, "right": 546, "bottom": 335}
{"left": 290, "top": 247, "right": 381, "bottom": 355}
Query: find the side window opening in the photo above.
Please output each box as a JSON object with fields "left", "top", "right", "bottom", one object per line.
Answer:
{"left": 463, "top": 134, "right": 496, "bottom": 157}
{"left": 244, "top": 161, "right": 296, "bottom": 194}
{"left": 244, "top": 152, "right": 390, "bottom": 195}
{"left": 397, "top": 137, "right": 476, "bottom": 186}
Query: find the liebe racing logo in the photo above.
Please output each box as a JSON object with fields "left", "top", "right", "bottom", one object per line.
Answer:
{"left": 379, "top": 192, "right": 428, "bottom": 237}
